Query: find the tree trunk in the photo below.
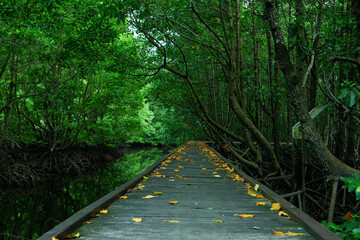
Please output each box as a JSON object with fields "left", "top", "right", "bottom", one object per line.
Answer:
{"left": 265, "top": 0, "right": 358, "bottom": 177}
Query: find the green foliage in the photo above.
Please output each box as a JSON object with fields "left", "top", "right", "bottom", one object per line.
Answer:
{"left": 322, "top": 174, "right": 360, "bottom": 239}
{"left": 338, "top": 82, "right": 360, "bottom": 108}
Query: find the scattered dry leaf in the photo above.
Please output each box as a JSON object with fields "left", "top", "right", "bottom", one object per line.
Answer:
{"left": 234, "top": 214, "right": 254, "bottom": 218}
{"left": 256, "top": 194, "right": 264, "bottom": 199}
{"left": 213, "top": 175, "right": 221, "bottom": 178}
{"left": 83, "top": 221, "right": 93, "bottom": 224}
{"left": 273, "top": 229, "right": 306, "bottom": 236}
{"left": 99, "top": 209, "right": 108, "bottom": 214}
{"left": 174, "top": 169, "right": 180, "bottom": 172}
{"left": 247, "top": 189, "right": 257, "bottom": 197}
{"left": 271, "top": 203, "right": 281, "bottom": 211}
{"left": 278, "top": 211, "right": 289, "bottom": 217}
{"left": 174, "top": 175, "right": 182, "bottom": 178}
{"left": 142, "top": 195, "right": 155, "bottom": 199}
{"left": 132, "top": 218, "right": 142, "bottom": 222}
{"left": 168, "top": 201, "right": 179, "bottom": 205}
{"left": 63, "top": 233, "right": 80, "bottom": 239}
{"left": 212, "top": 220, "right": 223, "bottom": 223}
{"left": 163, "top": 220, "right": 180, "bottom": 222}
{"left": 183, "top": 178, "right": 190, "bottom": 180}
{"left": 256, "top": 202, "right": 266, "bottom": 206}
{"left": 52, "top": 237, "right": 59, "bottom": 240}
{"left": 153, "top": 191, "right": 163, "bottom": 195}
{"left": 119, "top": 196, "right": 128, "bottom": 199}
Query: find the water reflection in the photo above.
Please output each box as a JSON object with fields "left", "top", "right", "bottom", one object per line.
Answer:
{"left": 0, "top": 147, "right": 171, "bottom": 240}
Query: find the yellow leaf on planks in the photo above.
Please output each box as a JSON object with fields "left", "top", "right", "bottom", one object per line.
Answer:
{"left": 163, "top": 220, "right": 180, "bottom": 222}
{"left": 119, "top": 196, "right": 128, "bottom": 199}
{"left": 212, "top": 220, "right": 223, "bottom": 223}
{"left": 247, "top": 189, "right": 257, "bottom": 197}
{"left": 153, "top": 192, "right": 163, "bottom": 195}
{"left": 63, "top": 233, "right": 80, "bottom": 239}
{"left": 132, "top": 218, "right": 142, "bottom": 222}
{"left": 273, "top": 229, "right": 306, "bottom": 236}
{"left": 142, "top": 195, "right": 155, "bottom": 199}
{"left": 99, "top": 209, "right": 108, "bottom": 214}
{"left": 168, "top": 201, "right": 178, "bottom": 205}
{"left": 278, "top": 211, "right": 289, "bottom": 217}
{"left": 234, "top": 214, "right": 254, "bottom": 218}
{"left": 256, "top": 202, "right": 266, "bottom": 206}
{"left": 271, "top": 203, "right": 281, "bottom": 211}
{"left": 51, "top": 237, "right": 59, "bottom": 240}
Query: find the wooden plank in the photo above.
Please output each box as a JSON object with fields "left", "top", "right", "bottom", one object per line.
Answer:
{"left": 205, "top": 144, "right": 340, "bottom": 240}
{"left": 37, "top": 143, "right": 186, "bottom": 240}
{"left": 70, "top": 141, "right": 316, "bottom": 239}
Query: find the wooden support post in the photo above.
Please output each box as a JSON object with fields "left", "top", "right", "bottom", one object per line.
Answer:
{"left": 328, "top": 179, "right": 339, "bottom": 223}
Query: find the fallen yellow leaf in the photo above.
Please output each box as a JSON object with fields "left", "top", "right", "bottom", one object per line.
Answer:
{"left": 278, "top": 211, "right": 289, "bottom": 217}
{"left": 254, "top": 184, "right": 259, "bottom": 191}
{"left": 178, "top": 166, "right": 184, "bottom": 168}
{"left": 168, "top": 201, "right": 179, "bottom": 205}
{"left": 271, "top": 203, "right": 281, "bottom": 211}
{"left": 212, "top": 220, "right": 223, "bottom": 223}
{"left": 256, "top": 202, "right": 266, "bottom": 206}
{"left": 51, "top": 237, "right": 59, "bottom": 240}
{"left": 142, "top": 195, "right": 155, "bottom": 199}
{"left": 119, "top": 196, "right": 128, "bottom": 199}
{"left": 234, "top": 214, "right": 254, "bottom": 218}
{"left": 247, "top": 189, "right": 257, "bottom": 197}
{"left": 256, "top": 194, "right": 264, "bottom": 199}
{"left": 245, "top": 183, "right": 252, "bottom": 188}
{"left": 83, "top": 221, "right": 93, "bottom": 224}
{"left": 174, "top": 175, "right": 182, "bottom": 178}
{"left": 213, "top": 175, "right": 221, "bottom": 178}
{"left": 132, "top": 218, "right": 142, "bottom": 222}
{"left": 272, "top": 229, "right": 306, "bottom": 236}
{"left": 183, "top": 178, "right": 190, "bottom": 180}
{"left": 143, "top": 176, "right": 149, "bottom": 180}
{"left": 63, "top": 233, "right": 80, "bottom": 239}
{"left": 163, "top": 220, "right": 180, "bottom": 222}
{"left": 153, "top": 191, "right": 163, "bottom": 195}
{"left": 174, "top": 169, "right": 180, "bottom": 172}
{"left": 212, "top": 171, "right": 217, "bottom": 174}
{"left": 99, "top": 209, "right": 108, "bottom": 214}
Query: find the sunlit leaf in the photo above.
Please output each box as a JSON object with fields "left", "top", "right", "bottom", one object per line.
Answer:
{"left": 273, "top": 229, "right": 285, "bottom": 235}
{"left": 246, "top": 183, "right": 252, "bottom": 188}
{"left": 175, "top": 175, "right": 182, "bottom": 178}
{"left": 183, "top": 178, "right": 190, "bottom": 180}
{"left": 174, "top": 169, "right": 180, "bottom": 172}
{"left": 235, "top": 214, "right": 254, "bottom": 218}
{"left": 163, "top": 220, "right": 180, "bottom": 222}
{"left": 247, "top": 189, "right": 257, "bottom": 197}
{"left": 278, "top": 211, "right": 289, "bottom": 217}
{"left": 142, "top": 195, "right": 155, "bottom": 199}
{"left": 273, "top": 229, "right": 306, "bottom": 236}
{"left": 254, "top": 184, "right": 259, "bottom": 191}
{"left": 212, "top": 171, "right": 217, "bottom": 174}
{"left": 178, "top": 166, "right": 184, "bottom": 168}
{"left": 83, "top": 221, "right": 93, "bottom": 224}
{"left": 100, "top": 209, "right": 108, "bottom": 214}
{"left": 143, "top": 176, "right": 149, "bottom": 180}
{"left": 132, "top": 218, "right": 142, "bottom": 222}
{"left": 256, "top": 202, "right": 266, "bottom": 206}
{"left": 168, "top": 201, "right": 178, "bottom": 205}
{"left": 119, "top": 196, "right": 128, "bottom": 199}
{"left": 213, "top": 175, "right": 221, "bottom": 178}
{"left": 63, "top": 233, "right": 80, "bottom": 239}
{"left": 256, "top": 194, "right": 264, "bottom": 199}
{"left": 212, "top": 220, "right": 223, "bottom": 223}
{"left": 52, "top": 237, "right": 59, "bottom": 240}
{"left": 154, "top": 191, "right": 163, "bottom": 195}
{"left": 271, "top": 203, "right": 281, "bottom": 211}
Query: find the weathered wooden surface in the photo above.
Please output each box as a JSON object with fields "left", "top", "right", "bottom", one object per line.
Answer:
{"left": 59, "top": 141, "right": 332, "bottom": 240}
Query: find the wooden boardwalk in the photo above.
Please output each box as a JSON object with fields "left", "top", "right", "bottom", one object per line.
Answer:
{"left": 40, "top": 141, "right": 339, "bottom": 240}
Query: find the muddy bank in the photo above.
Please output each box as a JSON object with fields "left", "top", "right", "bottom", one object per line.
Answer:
{"left": 0, "top": 144, "right": 122, "bottom": 187}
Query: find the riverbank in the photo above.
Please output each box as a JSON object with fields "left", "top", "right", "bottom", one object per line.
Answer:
{"left": 0, "top": 144, "right": 147, "bottom": 187}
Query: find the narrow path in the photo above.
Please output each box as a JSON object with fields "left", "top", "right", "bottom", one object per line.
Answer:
{"left": 72, "top": 141, "right": 313, "bottom": 239}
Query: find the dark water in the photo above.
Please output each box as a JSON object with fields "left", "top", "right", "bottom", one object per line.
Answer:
{"left": 0, "top": 147, "right": 172, "bottom": 240}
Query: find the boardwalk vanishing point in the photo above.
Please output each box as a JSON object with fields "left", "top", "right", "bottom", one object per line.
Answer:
{"left": 39, "top": 141, "right": 339, "bottom": 240}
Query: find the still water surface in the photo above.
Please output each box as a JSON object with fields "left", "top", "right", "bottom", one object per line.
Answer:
{"left": 0, "top": 147, "right": 171, "bottom": 240}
